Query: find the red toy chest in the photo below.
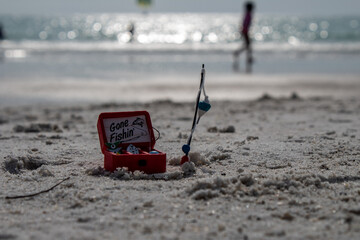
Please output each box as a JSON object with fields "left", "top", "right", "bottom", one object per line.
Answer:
{"left": 97, "top": 111, "right": 166, "bottom": 173}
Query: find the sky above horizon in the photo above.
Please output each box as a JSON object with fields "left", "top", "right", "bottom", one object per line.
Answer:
{"left": 1, "top": 0, "right": 360, "bottom": 16}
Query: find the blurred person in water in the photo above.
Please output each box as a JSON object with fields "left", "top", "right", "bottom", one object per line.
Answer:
{"left": 0, "top": 23, "right": 4, "bottom": 62}
{"left": 127, "top": 22, "right": 135, "bottom": 42}
{"left": 233, "top": 2, "right": 255, "bottom": 73}
{"left": 0, "top": 23, "right": 5, "bottom": 40}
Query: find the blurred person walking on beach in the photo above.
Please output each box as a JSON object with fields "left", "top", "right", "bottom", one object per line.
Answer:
{"left": 233, "top": 2, "right": 254, "bottom": 73}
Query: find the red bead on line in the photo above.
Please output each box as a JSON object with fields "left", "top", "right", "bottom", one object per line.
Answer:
{"left": 180, "top": 155, "right": 189, "bottom": 165}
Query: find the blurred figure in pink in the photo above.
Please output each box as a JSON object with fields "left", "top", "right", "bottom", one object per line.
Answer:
{"left": 233, "top": 2, "right": 255, "bottom": 73}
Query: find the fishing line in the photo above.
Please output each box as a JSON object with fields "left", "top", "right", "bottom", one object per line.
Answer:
{"left": 153, "top": 127, "right": 161, "bottom": 141}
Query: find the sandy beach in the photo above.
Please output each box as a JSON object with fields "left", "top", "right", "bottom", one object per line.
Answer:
{"left": 1, "top": 9, "right": 360, "bottom": 240}
{"left": 1, "top": 92, "right": 359, "bottom": 239}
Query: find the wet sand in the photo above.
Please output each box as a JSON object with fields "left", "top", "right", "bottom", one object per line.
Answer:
{"left": 0, "top": 93, "right": 360, "bottom": 239}
{"left": 1, "top": 73, "right": 360, "bottom": 105}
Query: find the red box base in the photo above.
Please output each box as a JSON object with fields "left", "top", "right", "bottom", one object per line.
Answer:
{"left": 103, "top": 150, "right": 166, "bottom": 173}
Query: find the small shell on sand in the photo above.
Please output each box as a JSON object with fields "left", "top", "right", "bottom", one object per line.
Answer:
{"left": 181, "top": 161, "right": 196, "bottom": 176}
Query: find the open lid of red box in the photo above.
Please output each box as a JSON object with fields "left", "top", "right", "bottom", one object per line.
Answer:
{"left": 97, "top": 111, "right": 156, "bottom": 153}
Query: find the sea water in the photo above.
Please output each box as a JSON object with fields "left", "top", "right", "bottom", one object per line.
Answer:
{"left": 0, "top": 13, "right": 359, "bottom": 104}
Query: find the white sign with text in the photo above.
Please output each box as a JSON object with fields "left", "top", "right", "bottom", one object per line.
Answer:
{"left": 103, "top": 115, "right": 150, "bottom": 143}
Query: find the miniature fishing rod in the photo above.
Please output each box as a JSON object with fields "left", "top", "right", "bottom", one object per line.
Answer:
{"left": 181, "top": 64, "right": 211, "bottom": 164}
{"left": 188, "top": 64, "right": 205, "bottom": 146}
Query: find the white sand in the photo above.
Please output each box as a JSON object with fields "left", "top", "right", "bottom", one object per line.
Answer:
{"left": 1, "top": 93, "right": 360, "bottom": 239}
